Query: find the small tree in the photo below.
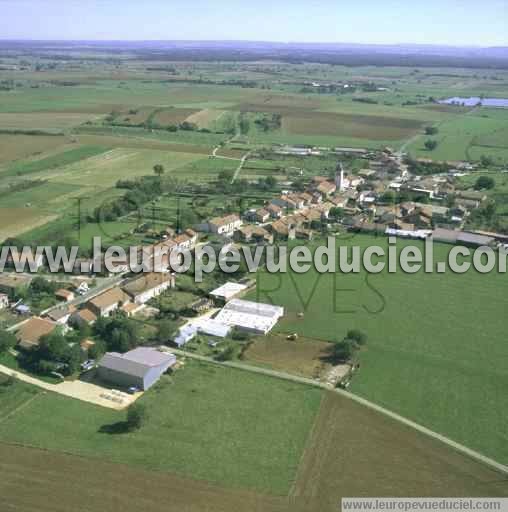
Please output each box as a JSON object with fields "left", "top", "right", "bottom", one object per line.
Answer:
{"left": 0, "top": 329, "right": 16, "bottom": 355}
{"left": 127, "top": 403, "right": 147, "bottom": 431}
{"left": 474, "top": 176, "right": 495, "bottom": 190}
{"left": 480, "top": 155, "right": 494, "bottom": 168}
{"left": 153, "top": 164, "right": 165, "bottom": 179}
{"left": 425, "top": 126, "right": 438, "bottom": 135}
{"left": 331, "top": 339, "right": 355, "bottom": 363}
{"left": 346, "top": 329, "right": 368, "bottom": 346}
{"left": 424, "top": 139, "right": 438, "bottom": 151}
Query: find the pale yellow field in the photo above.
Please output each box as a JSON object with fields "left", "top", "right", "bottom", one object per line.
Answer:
{"left": 185, "top": 108, "right": 226, "bottom": 128}
{"left": 40, "top": 148, "right": 203, "bottom": 188}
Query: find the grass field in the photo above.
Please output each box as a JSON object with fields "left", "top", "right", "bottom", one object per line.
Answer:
{"left": 249, "top": 234, "right": 508, "bottom": 465}
{"left": 0, "top": 360, "right": 322, "bottom": 495}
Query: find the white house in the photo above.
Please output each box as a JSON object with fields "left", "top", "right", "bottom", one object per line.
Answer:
{"left": 208, "top": 214, "right": 242, "bottom": 236}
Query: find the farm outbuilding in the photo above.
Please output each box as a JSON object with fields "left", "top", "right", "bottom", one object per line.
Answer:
{"left": 97, "top": 347, "right": 176, "bottom": 391}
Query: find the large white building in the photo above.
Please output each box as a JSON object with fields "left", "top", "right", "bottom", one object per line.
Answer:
{"left": 214, "top": 299, "right": 284, "bottom": 335}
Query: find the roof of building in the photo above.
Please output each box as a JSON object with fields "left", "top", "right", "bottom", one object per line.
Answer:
{"left": 210, "top": 282, "right": 248, "bottom": 301}
{"left": 0, "top": 274, "right": 32, "bottom": 290}
{"left": 214, "top": 299, "right": 284, "bottom": 334}
{"left": 99, "top": 348, "right": 176, "bottom": 378}
{"left": 47, "top": 305, "right": 76, "bottom": 322}
{"left": 74, "top": 308, "right": 98, "bottom": 324}
{"left": 16, "top": 317, "right": 57, "bottom": 349}
{"left": 432, "top": 228, "right": 459, "bottom": 243}
{"left": 457, "top": 232, "right": 495, "bottom": 246}
{"left": 317, "top": 181, "right": 336, "bottom": 194}
{"left": 209, "top": 214, "right": 241, "bottom": 227}
{"left": 122, "top": 273, "right": 172, "bottom": 297}
{"left": 89, "top": 287, "right": 130, "bottom": 311}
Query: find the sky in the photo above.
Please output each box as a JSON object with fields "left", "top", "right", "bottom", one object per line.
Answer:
{"left": 0, "top": 0, "right": 507, "bottom": 46}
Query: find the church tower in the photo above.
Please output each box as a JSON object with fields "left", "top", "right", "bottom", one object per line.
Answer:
{"left": 335, "top": 163, "right": 345, "bottom": 191}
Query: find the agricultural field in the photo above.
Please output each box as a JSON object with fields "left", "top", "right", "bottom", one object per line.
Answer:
{"left": 0, "top": 112, "right": 98, "bottom": 132}
{"left": 0, "top": 134, "right": 70, "bottom": 165}
{"left": 249, "top": 234, "right": 508, "bottom": 465}
{"left": 292, "top": 392, "right": 508, "bottom": 510}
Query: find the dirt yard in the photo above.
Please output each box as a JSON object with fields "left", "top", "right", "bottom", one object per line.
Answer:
{"left": 242, "top": 334, "right": 334, "bottom": 379}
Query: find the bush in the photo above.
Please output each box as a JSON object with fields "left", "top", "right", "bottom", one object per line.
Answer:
{"left": 126, "top": 403, "right": 148, "bottom": 431}
{"left": 346, "top": 329, "right": 368, "bottom": 346}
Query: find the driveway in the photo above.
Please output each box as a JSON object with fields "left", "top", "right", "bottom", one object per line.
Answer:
{"left": 0, "top": 363, "right": 138, "bottom": 410}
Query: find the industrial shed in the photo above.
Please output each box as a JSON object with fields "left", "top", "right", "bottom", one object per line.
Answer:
{"left": 214, "top": 299, "right": 284, "bottom": 335}
{"left": 98, "top": 347, "right": 176, "bottom": 390}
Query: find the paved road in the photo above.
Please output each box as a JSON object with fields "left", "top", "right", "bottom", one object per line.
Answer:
{"left": 171, "top": 348, "right": 508, "bottom": 477}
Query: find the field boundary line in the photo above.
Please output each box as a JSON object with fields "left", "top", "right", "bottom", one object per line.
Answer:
{"left": 173, "top": 349, "right": 508, "bottom": 477}
{"left": 0, "top": 391, "right": 43, "bottom": 425}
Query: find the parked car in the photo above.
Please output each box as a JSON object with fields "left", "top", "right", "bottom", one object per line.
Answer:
{"left": 127, "top": 386, "right": 140, "bottom": 394}
{"left": 80, "top": 360, "right": 96, "bottom": 372}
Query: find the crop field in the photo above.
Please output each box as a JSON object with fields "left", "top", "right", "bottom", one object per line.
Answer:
{"left": 151, "top": 107, "right": 200, "bottom": 126}
{"left": 1, "top": 144, "right": 109, "bottom": 178}
{"left": 186, "top": 108, "right": 226, "bottom": 129}
{"left": 0, "top": 112, "right": 97, "bottom": 132}
{"left": 0, "top": 134, "right": 70, "bottom": 165}
{"left": 249, "top": 234, "right": 508, "bottom": 465}
{"left": 282, "top": 111, "right": 424, "bottom": 140}
{"left": 0, "top": 361, "right": 322, "bottom": 495}
{"left": 0, "top": 443, "right": 301, "bottom": 512}
{"left": 292, "top": 393, "right": 508, "bottom": 510}
{"left": 0, "top": 206, "right": 56, "bottom": 241}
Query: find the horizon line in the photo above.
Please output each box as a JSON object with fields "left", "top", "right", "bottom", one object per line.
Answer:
{"left": 0, "top": 38, "right": 506, "bottom": 49}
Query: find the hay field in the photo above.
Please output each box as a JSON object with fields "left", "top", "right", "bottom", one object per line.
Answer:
{"left": 185, "top": 108, "right": 226, "bottom": 129}
{"left": 41, "top": 148, "right": 203, "bottom": 189}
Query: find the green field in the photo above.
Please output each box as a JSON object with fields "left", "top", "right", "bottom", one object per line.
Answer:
{"left": 0, "top": 361, "right": 322, "bottom": 495}
{"left": 249, "top": 234, "right": 508, "bottom": 465}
